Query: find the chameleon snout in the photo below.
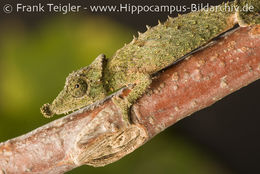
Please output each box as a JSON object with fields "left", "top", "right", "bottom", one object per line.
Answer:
{"left": 40, "top": 103, "right": 54, "bottom": 118}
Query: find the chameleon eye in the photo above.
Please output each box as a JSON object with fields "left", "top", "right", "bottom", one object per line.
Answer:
{"left": 68, "top": 78, "right": 88, "bottom": 98}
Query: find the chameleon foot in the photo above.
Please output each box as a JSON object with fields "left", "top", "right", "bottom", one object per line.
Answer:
{"left": 112, "top": 96, "right": 132, "bottom": 125}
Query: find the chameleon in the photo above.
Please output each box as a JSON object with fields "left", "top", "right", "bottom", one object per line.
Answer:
{"left": 41, "top": 0, "right": 260, "bottom": 123}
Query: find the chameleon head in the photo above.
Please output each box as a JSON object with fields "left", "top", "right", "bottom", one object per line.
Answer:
{"left": 40, "top": 54, "right": 107, "bottom": 118}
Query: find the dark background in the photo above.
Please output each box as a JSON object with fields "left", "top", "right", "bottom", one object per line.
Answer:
{"left": 0, "top": 0, "right": 259, "bottom": 174}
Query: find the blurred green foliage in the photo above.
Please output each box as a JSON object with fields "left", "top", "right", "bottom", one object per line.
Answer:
{"left": 0, "top": 15, "right": 232, "bottom": 174}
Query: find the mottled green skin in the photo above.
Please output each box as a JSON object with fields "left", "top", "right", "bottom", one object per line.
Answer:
{"left": 237, "top": 0, "right": 260, "bottom": 26}
{"left": 41, "top": 0, "right": 260, "bottom": 120}
{"left": 104, "top": 4, "right": 235, "bottom": 90}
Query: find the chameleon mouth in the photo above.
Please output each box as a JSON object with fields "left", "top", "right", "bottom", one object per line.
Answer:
{"left": 40, "top": 103, "right": 54, "bottom": 118}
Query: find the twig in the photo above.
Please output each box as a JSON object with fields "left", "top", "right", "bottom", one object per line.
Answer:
{"left": 0, "top": 25, "right": 260, "bottom": 174}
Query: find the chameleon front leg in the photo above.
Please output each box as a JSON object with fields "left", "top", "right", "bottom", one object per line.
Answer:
{"left": 112, "top": 73, "right": 152, "bottom": 124}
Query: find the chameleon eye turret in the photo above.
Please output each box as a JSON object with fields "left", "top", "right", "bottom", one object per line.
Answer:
{"left": 67, "top": 77, "right": 88, "bottom": 98}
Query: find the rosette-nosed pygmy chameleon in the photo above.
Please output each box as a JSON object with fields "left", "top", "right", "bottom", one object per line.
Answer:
{"left": 41, "top": 0, "right": 260, "bottom": 123}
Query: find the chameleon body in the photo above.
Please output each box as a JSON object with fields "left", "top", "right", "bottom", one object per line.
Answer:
{"left": 41, "top": 0, "right": 260, "bottom": 122}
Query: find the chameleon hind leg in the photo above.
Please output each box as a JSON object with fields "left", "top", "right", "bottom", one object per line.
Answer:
{"left": 112, "top": 73, "right": 152, "bottom": 125}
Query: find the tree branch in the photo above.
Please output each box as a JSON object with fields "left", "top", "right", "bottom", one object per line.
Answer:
{"left": 0, "top": 26, "right": 260, "bottom": 174}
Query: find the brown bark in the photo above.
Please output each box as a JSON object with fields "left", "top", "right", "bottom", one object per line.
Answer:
{"left": 0, "top": 25, "right": 260, "bottom": 174}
